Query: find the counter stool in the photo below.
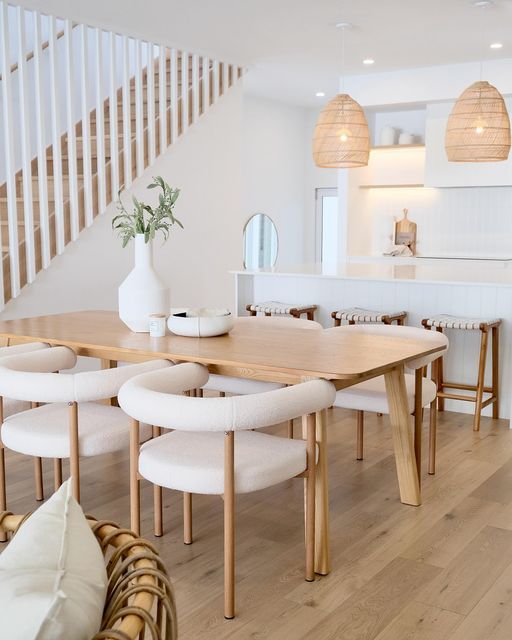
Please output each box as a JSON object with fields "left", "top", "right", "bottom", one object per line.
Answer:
{"left": 246, "top": 301, "right": 317, "bottom": 320}
{"left": 331, "top": 307, "right": 407, "bottom": 326}
{"left": 421, "top": 314, "right": 501, "bottom": 431}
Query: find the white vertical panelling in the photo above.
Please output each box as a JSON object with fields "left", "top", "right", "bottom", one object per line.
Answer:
{"left": 108, "top": 31, "right": 119, "bottom": 201}
{"left": 212, "top": 60, "right": 220, "bottom": 102}
{"left": 202, "top": 56, "right": 210, "bottom": 113}
{"left": 16, "top": 5, "right": 35, "bottom": 283}
{"left": 158, "top": 45, "right": 167, "bottom": 152}
{"left": 191, "top": 53, "right": 199, "bottom": 123}
{"left": 33, "top": 11, "right": 50, "bottom": 268}
{"left": 134, "top": 39, "right": 144, "bottom": 176}
{"left": 49, "top": 15, "right": 65, "bottom": 255}
{"left": 64, "top": 19, "right": 79, "bottom": 240}
{"left": 146, "top": 41, "right": 156, "bottom": 164}
{"left": 181, "top": 51, "right": 189, "bottom": 133}
{"left": 94, "top": 27, "right": 106, "bottom": 212}
{"left": 170, "top": 48, "right": 178, "bottom": 143}
{"left": 80, "top": 24, "right": 93, "bottom": 227}
{"left": 122, "top": 35, "right": 132, "bottom": 189}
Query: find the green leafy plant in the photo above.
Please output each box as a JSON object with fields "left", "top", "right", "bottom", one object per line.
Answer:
{"left": 112, "top": 176, "right": 183, "bottom": 247}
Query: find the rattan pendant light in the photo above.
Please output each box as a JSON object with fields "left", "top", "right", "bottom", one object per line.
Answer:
{"left": 445, "top": 80, "right": 511, "bottom": 162}
{"left": 312, "top": 23, "right": 370, "bottom": 168}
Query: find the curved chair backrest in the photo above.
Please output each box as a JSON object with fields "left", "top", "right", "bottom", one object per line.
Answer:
{"left": 237, "top": 316, "right": 322, "bottom": 330}
{"left": 0, "top": 342, "right": 49, "bottom": 360}
{"left": 119, "top": 362, "right": 336, "bottom": 432}
{"left": 324, "top": 324, "right": 449, "bottom": 370}
{"left": 0, "top": 346, "right": 172, "bottom": 403}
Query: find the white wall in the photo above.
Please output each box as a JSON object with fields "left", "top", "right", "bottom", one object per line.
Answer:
{"left": 1, "top": 84, "right": 244, "bottom": 319}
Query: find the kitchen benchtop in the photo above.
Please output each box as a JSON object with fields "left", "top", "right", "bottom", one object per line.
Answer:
{"left": 231, "top": 259, "right": 512, "bottom": 287}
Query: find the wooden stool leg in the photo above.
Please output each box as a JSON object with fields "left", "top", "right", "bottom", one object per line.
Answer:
{"left": 224, "top": 432, "right": 235, "bottom": 619}
{"left": 34, "top": 457, "right": 44, "bottom": 501}
{"left": 474, "top": 329, "right": 489, "bottom": 432}
{"left": 414, "top": 369, "right": 423, "bottom": 484}
{"left": 435, "top": 328, "right": 445, "bottom": 411}
{"left": 287, "top": 419, "right": 294, "bottom": 439}
{"left": 492, "top": 326, "right": 499, "bottom": 419}
{"left": 183, "top": 492, "right": 193, "bottom": 544}
{"left": 356, "top": 410, "right": 364, "bottom": 461}
{"left": 306, "top": 311, "right": 314, "bottom": 321}
{"left": 53, "top": 458, "right": 62, "bottom": 492}
{"left": 305, "top": 413, "right": 316, "bottom": 582}
{"left": 429, "top": 398, "right": 437, "bottom": 475}
{"left": 334, "top": 318, "right": 341, "bottom": 327}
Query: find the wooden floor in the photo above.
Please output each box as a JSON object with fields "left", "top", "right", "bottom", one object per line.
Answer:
{"left": 4, "top": 406, "right": 512, "bottom": 639}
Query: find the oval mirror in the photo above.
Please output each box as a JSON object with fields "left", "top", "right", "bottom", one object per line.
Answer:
{"left": 243, "top": 213, "right": 278, "bottom": 269}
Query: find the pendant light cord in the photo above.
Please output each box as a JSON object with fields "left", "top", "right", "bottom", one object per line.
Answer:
{"left": 340, "top": 26, "right": 345, "bottom": 92}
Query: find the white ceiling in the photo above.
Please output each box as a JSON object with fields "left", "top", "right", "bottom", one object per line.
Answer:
{"left": 18, "top": 0, "right": 512, "bottom": 105}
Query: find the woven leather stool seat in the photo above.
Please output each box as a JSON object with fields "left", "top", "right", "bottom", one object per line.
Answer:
{"left": 422, "top": 314, "right": 501, "bottom": 331}
{"left": 331, "top": 307, "right": 407, "bottom": 325}
{"left": 246, "top": 301, "right": 317, "bottom": 320}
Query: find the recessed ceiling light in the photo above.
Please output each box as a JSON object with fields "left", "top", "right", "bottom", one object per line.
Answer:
{"left": 363, "top": 58, "right": 375, "bottom": 65}
{"left": 315, "top": 92, "right": 325, "bottom": 97}
{"left": 490, "top": 42, "right": 503, "bottom": 49}
{"left": 473, "top": 0, "right": 493, "bottom": 7}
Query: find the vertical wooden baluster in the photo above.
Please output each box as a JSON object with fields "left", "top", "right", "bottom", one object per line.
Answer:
{"left": 170, "top": 48, "right": 178, "bottom": 143}
{"left": 64, "top": 19, "right": 79, "bottom": 240}
{"left": 94, "top": 27, "right": 106, "bottom": 211}
{"left": 212, "top": 60, "right": 220, "bottom": 103}
{"left": 134, "top": 39, "right": 144, "bottom": 176}
{"left": 108, "top": 31, "right": 119, "bottom": 203}
{"left": 191, "top": 53, "right": 199, "bottom": 124}
{"left": 147, "top": 42, "right": 156, "bottom": 165}
{"left": 48, "top": 15, "right": 65, "bottom": 254}
{"left": 122, "top": 35, "right": 132, "bottom": 189}
{"left": 16, "top": 6, "right": 36, "bottom": 283}
{"left": 158, "top": 44, "right": 167, "bottom": 154}
{"left": 202, "top": 56, "right": 210, "bottom": 113}
{"left": 221, "top": 62, "right": 228, "bottom": 96}
{"left": 1, "top": 1, "right": 20, "bottom": 300}
{"left": 33, "top": 11, "right": 50, "bottom": 268}
{"left": 181, "top": 51, "right": 189, "bottom": 133}
{"left": 80, "top": 25, "right": 93, "bottom": 227}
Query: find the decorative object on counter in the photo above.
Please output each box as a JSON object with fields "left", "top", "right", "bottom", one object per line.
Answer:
{"left": 312, "top": 23, "right": 369, "bottom": 168}
{"left": 445, "top": 81, "right": 511, "bottom": 162}
{"left": 394, "top": 208, "right": 417, "bottom": 255}
{"left": 113, "top": 177, "right": 182, "bottom": 332}
{"left": 380, "top": 125, "right": 396, "bottom": 146}
{"left": 243, "top": 213, "right": 278, "bottom": 269}
{"left": 382, "top": 244, "right": 413, "bottom": 257}
{"left": 167, "top": 308, "right": 235, "bottom": 337}
{"left": 149, "top": 313, "right": 167, "bottom": 337}
{"left": 246, "top": 301, "right": 318, "bottom": 320}
{"left": 422, "top": 314, "right": 501, "bottom": 432}
{"left": 331, "top": 307, "right": 407, "bottom": 326}
{"left": 398, "top": 132, "right": 414, "bottom": 145}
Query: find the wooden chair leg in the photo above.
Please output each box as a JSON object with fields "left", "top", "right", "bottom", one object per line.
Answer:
{"left": 492, "top": 326, "right": 499, "bottom": 419}
{"left": 287, "top": 419, "right": 294, "bottom": 439}
{"left": 305, "top": 414, "right": 316, "bottom": 582}
{"left": 224, "top": 431, "right": 235, "bottom": 619}
{"left": 0, "top": 398, "right": 5, "bottom": 542}
{"left": 474, "top": 329, "right": 489, "bottom": 432}
{"left": 414, "top": 369, "right": 423, "bottom": 484}
{"left": 306, "top": 311, "right": 315, "bottom": 321}
{"left": 428, "top": 398, "right": 437, "bottom": 475}
{"left": 356, "top": 410, "right": 364, "bottom": 460}
{"left": 53, "top": 458, "right": 62, "bottom": 491}
{"left": 183, "top": 492, "right": 193, "bottom": 544}
{"left": 130, "top": 419, "right": 141, "bottom": 536}
{"left": 34, "top": 457, "right": 44, "bottom": 501}
{"left": 435, "top": 328, "right": 445, "bottom": 411}
{"left": 151, "top": 426, "right": 163, "bottom": 536}
{"left": 220, "top": 391, "right": 226, "bottom": 398}
{"left": 68, "top": 402, "right": 80, "bottom": 503}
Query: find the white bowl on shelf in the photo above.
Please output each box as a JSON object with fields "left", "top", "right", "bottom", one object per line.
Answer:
{"left": 167, "top": 308, "right": 235, "bottom": 337}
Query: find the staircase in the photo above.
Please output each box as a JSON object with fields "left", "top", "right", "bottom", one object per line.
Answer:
{"left": 0, "top": 2, "right": 242, "bottom": 307}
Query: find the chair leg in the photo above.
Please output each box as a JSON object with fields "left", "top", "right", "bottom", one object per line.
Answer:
{"left": 53, "top": 459, "right": 62, "bottom": 492}
{"left": 428, "top": 398, "right": 437, "bottom": 475}
{"left": 151, "top": 426, "right": 163, "bottom": 536}
{"left": 183, "top": 492, "right": 193, "bottom": 544}
{"left": 414, "top": 369, "right": 423, "bottom": 484}
{"left": 224, "top": 431, "right": 235, "bottom": 619}
{"left": 492, "top": 326, "right": 499, "bottom": 419}
{"left": 356, "top": 411, "right": 364, "bottom": 460}
{"left": 34, "top": 457, "right": 44, "bottom": 501}
{"left": 435, "top": 328, "right": 445, "bottom": 411}
{"left": 287, "top": 419, "right": 294, "bottom": 439}
{"left": 474, "top": 329, "right": 489, "bottom": 432}
{"left": 305, "top": 413, "right": 316, "bottom": 582}
{"left": 0, "top": 447, "right": 6, "bottom": 543}
{"left": 130, "top": 419, "right": 141, "bottom": 536}
{"left": 68, "top": 402, "right": 80, "bottom": 503}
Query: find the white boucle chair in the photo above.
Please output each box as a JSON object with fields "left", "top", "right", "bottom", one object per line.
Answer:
{"left": 118, "top": 362, "right": 336, "bottom": 620}
{"left": 326, "top": 324, "right": 449, "bottom": 476}
{"left": 0, "top": 346, "right": 171, "bottom": 509}
{"left": 202, "top": 315, "right": 323, "bottom": 438}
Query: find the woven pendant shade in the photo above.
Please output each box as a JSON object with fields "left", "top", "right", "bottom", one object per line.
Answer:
{"left": 445, "top": 80, "right": 511, "bottom": 162}
{"left": 313, "top": 93, "right": 370, "bottom": 168}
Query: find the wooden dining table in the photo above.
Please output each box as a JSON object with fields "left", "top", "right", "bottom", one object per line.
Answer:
{"left": 0, "top": 310, "right": 445, "bottom": 576}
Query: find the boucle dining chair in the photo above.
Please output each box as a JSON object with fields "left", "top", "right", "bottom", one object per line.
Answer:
{"left": 118, "top": 362, "right": 336, "bottom": 619}
{"left": 325, "top": 324, "right": 449, "bottom": 476}
{"left": 0, "top": 346, "right": 171, "bottom": 508}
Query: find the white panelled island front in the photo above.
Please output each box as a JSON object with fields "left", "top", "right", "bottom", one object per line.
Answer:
{"left": 233, "top": 259, "right": 512, "bottom": 421}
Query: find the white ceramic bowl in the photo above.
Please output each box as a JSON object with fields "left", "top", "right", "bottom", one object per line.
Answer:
{"left": 167, "top": 310, "right": 235, "bottom": 337}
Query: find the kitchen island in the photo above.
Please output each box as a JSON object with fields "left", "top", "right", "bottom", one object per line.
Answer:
{"left": 232, "top": 259, "right": 512, "bottom": 421}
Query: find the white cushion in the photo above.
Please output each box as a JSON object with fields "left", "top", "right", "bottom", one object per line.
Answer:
{"left": 333, "top": 373, "right": 437, "bottom": 414}
{"left": 2, "top": 402, "right": 151, "bottom": 458}
{"left": 139, "top": 430, "right": 310, "bottom": 495}
{"left": 0, "top": 479, "right": 107, "bottom": 640}
{"left": 202, "top": 374, "right": 283, "bottom": 395}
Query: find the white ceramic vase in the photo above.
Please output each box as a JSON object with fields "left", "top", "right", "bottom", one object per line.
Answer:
{"left": 118, "top": 234, "right": 170, "bottom": 332}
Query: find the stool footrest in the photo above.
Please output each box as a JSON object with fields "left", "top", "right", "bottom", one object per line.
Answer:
{"left": 440, "top": 381, "right": 493, "bottom": 394}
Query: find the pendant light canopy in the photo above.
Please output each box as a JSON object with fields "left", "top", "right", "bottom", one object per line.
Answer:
{"left": 445, "top": 80, "right": 511, "bottom": 162}
{"left": 313, "top": 93, "right": 370, "bottom": 168}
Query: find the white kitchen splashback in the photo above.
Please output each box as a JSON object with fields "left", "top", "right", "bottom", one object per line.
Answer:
{"left": 368, "top": 186, "right": 512, "bottom": 258}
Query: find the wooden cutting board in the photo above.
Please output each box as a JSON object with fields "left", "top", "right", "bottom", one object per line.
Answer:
{"left": 394, "top": 208, "right": 417, "bottom": 255}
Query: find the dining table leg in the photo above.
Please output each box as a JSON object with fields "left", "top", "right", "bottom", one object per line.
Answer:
{"left": 314, "top": 408, "right": 330, "bottom": 575}
{"left": 384, "top": 365, "right": 421, "bottom": 506}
